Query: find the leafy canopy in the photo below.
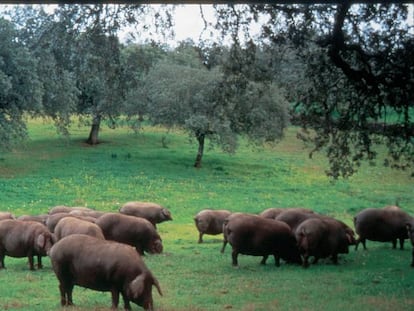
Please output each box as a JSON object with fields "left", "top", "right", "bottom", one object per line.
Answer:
{"left": 213, "top": 3, "right": 414, "bottom": 178}
{"left": 0, "top": 17, "right": 42, "bottom": 150}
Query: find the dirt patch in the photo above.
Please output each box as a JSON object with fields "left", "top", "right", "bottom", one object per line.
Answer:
{"left": 1, "top": 301, "right": 25, "bottom": 310}
{"left": 362, "top": 296, "right": 414, "bottom": 310}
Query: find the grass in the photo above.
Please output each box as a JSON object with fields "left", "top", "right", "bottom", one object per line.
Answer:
{"left": 0, "top": 118, "right": 414, "bottom": 310}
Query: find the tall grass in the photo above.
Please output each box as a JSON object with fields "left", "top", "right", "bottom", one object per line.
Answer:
{"left": 0, "top": 118, "right": 413, "bottom": 310}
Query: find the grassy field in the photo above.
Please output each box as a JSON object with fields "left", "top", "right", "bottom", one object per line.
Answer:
{"left": 1, "top": 119, "right": 413, "bottom": 311}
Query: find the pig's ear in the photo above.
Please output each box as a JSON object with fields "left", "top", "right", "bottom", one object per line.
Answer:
{"left": 162, "top": 208, "right": 172, "bottom": 220}
{"left": 129, "top": 274, "right": 145, "bottom": 299}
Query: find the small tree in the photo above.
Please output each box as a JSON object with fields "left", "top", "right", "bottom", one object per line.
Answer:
{"left": 144, "top": 50, "right": 224, "bottom": 167}
{"left": 75, "top": 26, "right": 123, "bottom": 145}
{"left": 143, "top": 42, "right": 289, "bottom": 167}
{"left": 55, "top": 4, "right": 173, "bottom": 145}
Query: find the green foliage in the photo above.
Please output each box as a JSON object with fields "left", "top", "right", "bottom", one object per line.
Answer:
{"left": 0, "top": 17, "right": 42, "bottom": 150}
{"left": 143, "top": 45, "right": 232, "bottom": 166}
{"left": 2, "top": 3, "right": 413, "bottom": 178}
{"left": 0, "top": 119, "right": 413, "bottom": 310}
{"left": 214, "top": 4, "right": 414, "bottom": 178}
{"left": 142, "top": 42, "right": 291, "bottom": 167}
{"left": 6, "top": 4, "right": 168, "bottom": 146}
{"left": 236, "top": 81, "right": 289, "bottom": 143}
{"left": 121, "top": 43, "right": 167, "bottom": 128}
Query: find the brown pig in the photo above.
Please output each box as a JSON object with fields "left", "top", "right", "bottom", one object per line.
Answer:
{"left": 194, "top": 209, "right": 232, "bottom": 243}
{"left": 0, "top": 220, "right": 55, "bottom": 270}
{"left": 54, "top": 217, "right": 105, "bottom": 240}
{"left": 223, "top": 213, "right": 302, "bottom": 267}
{"left": 96, "top": 213, "right": 163, "bottom": 255}
{"left": 354, "top": 206, "right": 413, "bottom": 250}
{"left": 259, "top": 207, "right": 313, "bottom": 219}
{"left": 295, "top": 218, "right": 354, "bottom": 268}
{"left": 0, "top": 212, "right": 15, "bottom": 221}
{"left": 120, "top": 201, "right": 172, "bottom": 227}
{"left": 49, "top": 234, "right": 162, "bottom": 310}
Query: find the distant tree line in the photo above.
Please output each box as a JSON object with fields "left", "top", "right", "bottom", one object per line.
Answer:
{"left": 0, "top": 3, "right": 412, "bottom": 177}
{"left": 1, "top": 4, "right": 289, "bottom": 169}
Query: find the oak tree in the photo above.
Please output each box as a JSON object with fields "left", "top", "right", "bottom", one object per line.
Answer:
{"left": 213, "top": 3, "right": 414, "bottom": 178}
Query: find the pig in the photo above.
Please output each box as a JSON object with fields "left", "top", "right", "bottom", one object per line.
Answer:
{"left": 0, "top": 212, "right": 15, "bottom": 221}
{"left": 354, "top": 206, "right": 413, "bottom": 250}
{"left": 95, "top": 213, "right": 163, "bottom": 255}
{"left": 119, "top": 201, "right": 172, "bottom": 227}
{"left": 17, "top": 214, "right": 48, "bottom": 225}
{"left": 0, "top": 220, "right": 55, "bottom": 270}
{"left": 48, "top": 205, "right": 93, "bottom": 215}
{"left": 295, "top": 218, "right": 354, "bottom": 267}
{"left": 194, "top": 209, "right": 232, "bottom": 243}
{"left": 275, "top": 210, "right": 320, "bottom": 232}
{"left": 54, "top": 217, "right": 105, "bottom": 240}
{"left": 46, "top": 213, "right": 96, "bottom": 233}
{"left": 259, "top": 207, "right": 313, "bottom": 219}
{"left": 223, "top": 213, "right": 302, "bottom": 267}
{"left": 69, "top": 209, "right": 106, "bottom": 218}
{"left": 49, "top": 234, "right": 162, "bottom": 310}
{"left": 276, "top": 210, "right": 356, "bottom": 244}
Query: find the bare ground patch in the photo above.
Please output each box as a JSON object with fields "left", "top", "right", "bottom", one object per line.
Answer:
{"left": 360, "top": 296, "right": 414, "bottom": 311}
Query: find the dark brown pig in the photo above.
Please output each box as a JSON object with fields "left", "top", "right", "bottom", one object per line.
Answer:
{"left": 96, "top": 213, "right": 163, "bottom": 255}
{"left": 354, "top": 206, "right": 413, "bottom": 250}
{"left": 0, "top": 220, "right": 55, "bottom": 270}
{"left": 295, "top": 218, "right": 354, "bottom": 267}
{"left": 221, "top": 212, "right": 250, "bottom": 253}
{"left": 119, "top": 201, "right": 172, "bottom": 227}
{"left": 194, "top": 209, "right": 232, "bottom": 243}
{"left": 49, "top": 234, "right": 162, "bottom": 310}
{"left": 275, "top": 210, "right": 320, "bottom": 232}
{"left": 276, "top": 210, "right": 356, "bottom": 244}
{"left": 223, "top": 213, "right": 302, "bottom": 267}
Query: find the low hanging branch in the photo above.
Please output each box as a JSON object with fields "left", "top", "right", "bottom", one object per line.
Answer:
{"left": 324, "top": 3, "right": 414, "bottom": 140}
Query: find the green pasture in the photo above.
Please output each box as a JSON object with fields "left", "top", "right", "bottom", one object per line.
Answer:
{"left": 0, "top": 119, "right": 413, "bottom": 310}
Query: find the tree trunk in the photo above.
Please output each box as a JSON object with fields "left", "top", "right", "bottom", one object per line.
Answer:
{"left": 194, "top": 132, "right": 205, "bottom": 168}
{"left": 86, "top": 114, "right": 101, "bottom": 145}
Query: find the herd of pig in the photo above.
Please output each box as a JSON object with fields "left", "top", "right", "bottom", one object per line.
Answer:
{"left": 194, "top": 206, "right": 414, "bottom": 268}
{"left": 0, "top": 202, "right": 171, "bottom": 310}
{"left": 0, "top": 202, "right": 413, "bottom": 310}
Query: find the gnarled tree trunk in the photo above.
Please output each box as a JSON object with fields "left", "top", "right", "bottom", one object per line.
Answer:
{"left": 86, "top": 113, "right": 101, "bottom": 145}
{"left": 194, "top": 131, "right": 205, "bottom": 168}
